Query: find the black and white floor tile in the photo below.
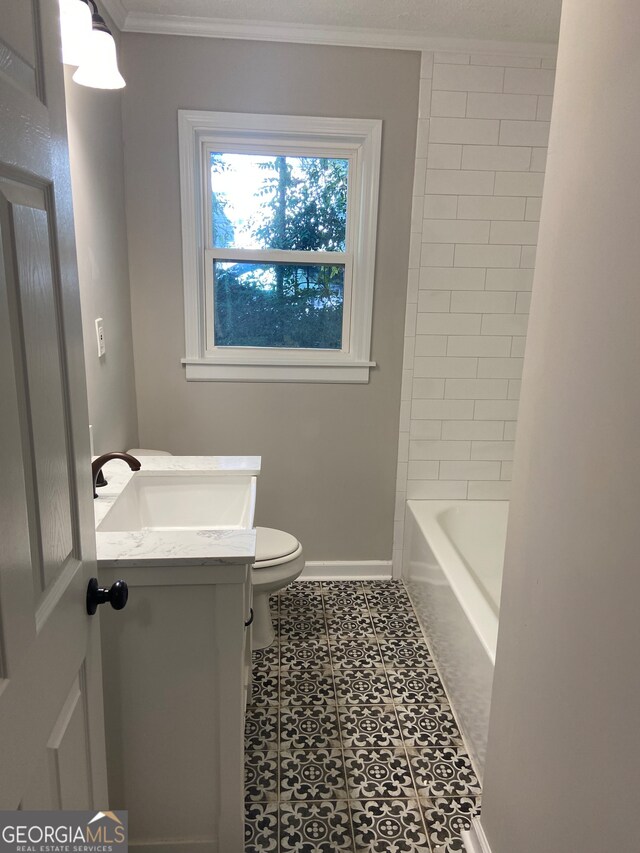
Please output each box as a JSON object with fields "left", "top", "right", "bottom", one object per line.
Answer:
{"left": 344, "top": 747, "right": 415, "bottom": 800}
{"left": 279, "top": 614, "right": 328, "bottom": 641}
{"left": 280, "top": 801, "right": 353, "bottom": 852}
{"left": 351, "top": 799, "right": 429, "bottom": 853}
{"left": 379, "top": 639, "right": 436, "bottom": 669}
{"left": 396, "top": 705, "right": 463, "bottom": 749}
{"left": 280, "top": 669, "right": 336, "bottom": 707}
{"left": 338, "top": 705, "right": 404, "bottom": 749}
{"left": 280, "top": 640, "right": 332, "bottom": 671}
{"left": 245, "top": 580, "right": 481, "bottom": 852}
{"left": 245, "top": 750, "right": 279, "bottom": 803}
{"left": 329, "top": 638, "right": 384, "bottom": 670}
{"left": 326, "top": 611, "right": 375, "bottom": 638}
{"left": 280, "top": 749, "right": 348, "bottom": 802}
{"left": 369, "top": 610, "right": 423, "bottom": 638}
{"left": 387, "top": 669, "right": 448, "bottom": 705}
{"left": 250, "top": 669, "right": 280, "bottom": 707}
{"left": 422, "top": 797, "right": 481, "bottom": 852}
{"left": 280, "top": 706, "right": 343, "bottom": 750}
{"left": 408, "top": 747, "right": 481, "bottom": 799}
{"left": 333, "top": 669, "right": 393, "bottom": 706}
{"left": 245, "top": 705, "right": 279, "bottom": 752}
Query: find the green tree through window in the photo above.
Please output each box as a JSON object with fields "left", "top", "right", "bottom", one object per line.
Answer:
{"left": 210, "top": 152, "right": 348, "bottom": 349}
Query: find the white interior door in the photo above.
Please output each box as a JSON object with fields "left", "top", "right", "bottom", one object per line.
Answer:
{"left": 0, "top": 0, "right": 108, "bottom": 809}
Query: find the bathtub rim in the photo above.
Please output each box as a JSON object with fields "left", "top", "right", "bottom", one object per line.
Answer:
{"left": 406, "top": 499, "right": 504, "bottom": 664}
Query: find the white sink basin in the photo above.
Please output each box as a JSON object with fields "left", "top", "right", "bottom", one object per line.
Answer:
{"left": 97, "top": 472, "right": 256, "bottom": 533}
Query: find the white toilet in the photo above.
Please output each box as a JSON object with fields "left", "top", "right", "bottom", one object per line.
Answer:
{"left": 251, "top": 527, "right": 304, "bottom": 650}
{"left": 127, "top": 449, "right": 303, "bottom": 650}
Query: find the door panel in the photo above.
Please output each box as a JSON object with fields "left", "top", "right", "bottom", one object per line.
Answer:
{"left": 19, "top": 671, "right": 93, "bottom": 811}
{"left": 0, "top": 194, "right": 35, "bottom": 678}
{"left": 1, "top": 1, "right": 38, "bottom": 71}
{"left": 21, "top": 751, "right": 57, "bottom": 811}
{"left": 0, "top": 0, "right": 108, "bottom": 809}
{"left": 47, "top": 672, "right": 93, "bottom": 810}
{"left": 11, "top": 199, "right": 74, "bottom": 594}
{"left": 0, "top": 34, "right": 38, "bottom": 96}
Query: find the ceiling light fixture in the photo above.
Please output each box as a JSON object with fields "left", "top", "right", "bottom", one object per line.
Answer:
{"left": 71, "top": 0, "right": 126, "bottom": 90}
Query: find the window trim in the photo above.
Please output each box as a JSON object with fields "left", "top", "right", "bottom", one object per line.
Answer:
{"left": 178, "top": 110, "right": 382, "bottom": 383}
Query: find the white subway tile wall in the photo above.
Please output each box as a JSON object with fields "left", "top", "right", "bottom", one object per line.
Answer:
{"left": 393, "top": 49, "right": 555, "bottom": 573}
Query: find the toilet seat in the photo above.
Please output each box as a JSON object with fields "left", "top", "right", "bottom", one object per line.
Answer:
{"left": 253, "top": 527, "right": 301, "bottom": 569}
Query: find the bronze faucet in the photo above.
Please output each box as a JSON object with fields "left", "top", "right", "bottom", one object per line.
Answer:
{"left": 92, "top": 451, "right": 141, "bottom": 498}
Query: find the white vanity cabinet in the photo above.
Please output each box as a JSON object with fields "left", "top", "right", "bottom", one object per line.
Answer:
{"left": 93, "top": 456, "right": 260, "bottom": 853}
{"left": 98, "top": 562, "right": 252, "bottom": 853}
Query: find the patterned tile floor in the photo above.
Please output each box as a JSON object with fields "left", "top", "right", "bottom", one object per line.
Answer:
{"left": 245, "top": 580, "right": 481, "bottom": 853}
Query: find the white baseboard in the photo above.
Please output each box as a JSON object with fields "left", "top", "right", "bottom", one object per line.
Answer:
{"left": 299, "top": 560, "right": 392, "bottom": 581}
{"left": 462, "top": 818, "right": 492, "bottom": 853}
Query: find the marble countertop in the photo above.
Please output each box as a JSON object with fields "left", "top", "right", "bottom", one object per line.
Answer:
{"left": 94, "top": 455, "right": 260, "bottom": 568}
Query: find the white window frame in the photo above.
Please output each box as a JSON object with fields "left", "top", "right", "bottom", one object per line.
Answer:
{"left": 178, "top": 110, "right": 382, "bottom": 382}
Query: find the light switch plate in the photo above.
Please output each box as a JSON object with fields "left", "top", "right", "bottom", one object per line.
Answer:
{"left": 95, "top": 317, "right": 106, "bottom": 357}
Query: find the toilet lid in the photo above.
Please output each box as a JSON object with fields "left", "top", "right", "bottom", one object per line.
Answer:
{"left": 255, "top": 527, "right": 300, "bottom": 562}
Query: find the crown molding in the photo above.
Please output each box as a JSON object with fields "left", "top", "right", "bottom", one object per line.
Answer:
{"left": 100, "top": 6, "right": 557, "bottom": 57}
{"left": 101, "top": 0, "right": 128, "bottom": 30}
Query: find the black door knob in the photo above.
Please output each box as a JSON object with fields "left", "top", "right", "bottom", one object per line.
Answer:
{"left": 86, "top": 577, "right": 129, "bottom": 615}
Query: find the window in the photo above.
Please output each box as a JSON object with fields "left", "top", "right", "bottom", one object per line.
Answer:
{"left": 178, "top": 111, "right": 382, "bottom": 382}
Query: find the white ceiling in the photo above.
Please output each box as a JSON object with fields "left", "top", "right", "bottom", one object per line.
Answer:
{"left": 103, "top": 0, "right": 562, "bottom": 48}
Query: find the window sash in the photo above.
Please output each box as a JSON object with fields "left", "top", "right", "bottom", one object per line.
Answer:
{"left": 202, "top": 143, "right": 355, "bottom": 356}
{"left": 203, "top": 142, "right": 354, "bottom": 254}
{"left": 203, "top": 249, "right": 353, "bottom": 356}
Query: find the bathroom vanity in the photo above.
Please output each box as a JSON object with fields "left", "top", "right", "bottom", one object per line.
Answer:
{"left": 94, "top": 455, "right": 260, "bottom": 853}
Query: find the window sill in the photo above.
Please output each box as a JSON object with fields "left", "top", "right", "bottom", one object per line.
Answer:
{"left": 181, "top": 358, "right": 375, "bottom": 383}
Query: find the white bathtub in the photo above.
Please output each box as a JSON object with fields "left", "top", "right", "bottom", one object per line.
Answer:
{"left": 402, "top": 500, "right": 508, "bottom": 777}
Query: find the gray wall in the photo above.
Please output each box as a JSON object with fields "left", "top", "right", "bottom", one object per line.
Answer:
{"left": 481, "top": 0, "right": 640, "bottom": 849}
{"left": 120, "top": 35, "right": 419, "bottom": 560}
{"left": 64, "top": 48, "right": 138, "bottom": 454}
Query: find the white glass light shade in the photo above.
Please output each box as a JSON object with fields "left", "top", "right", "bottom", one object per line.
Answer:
{"left": 72, "top": 29, "right": 126, "bottom": 89}
{"left": 59, "top": 0, "right": 92, "bottom": 66}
